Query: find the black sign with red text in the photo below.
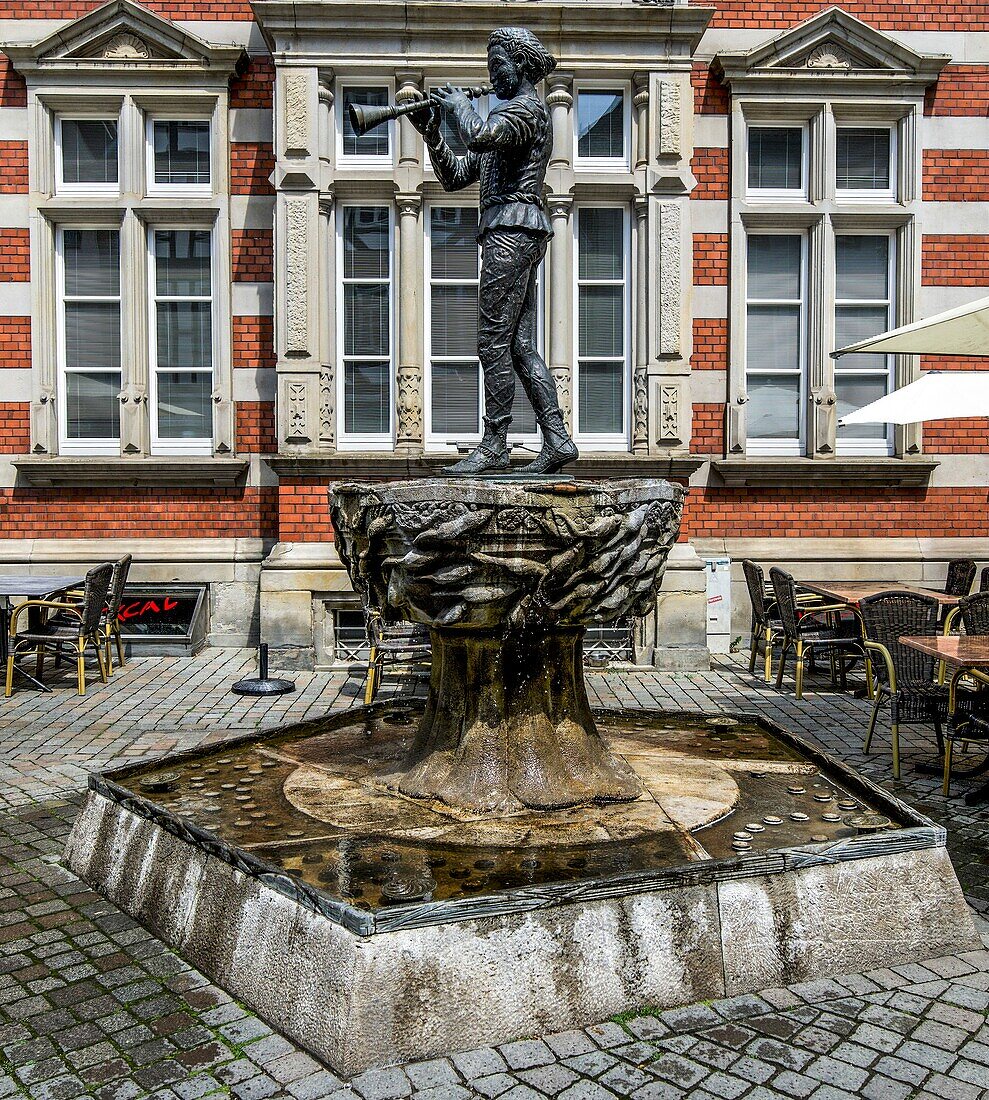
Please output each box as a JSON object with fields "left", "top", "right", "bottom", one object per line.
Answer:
{"left": 117, "top": 587, "right": 204, "bottom": 638}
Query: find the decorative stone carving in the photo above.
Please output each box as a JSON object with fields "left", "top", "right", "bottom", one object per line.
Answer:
{"left": 805, "top": 44, "right": 853, "bottom": 69}
{"left": 633, "top": 369, "right": 649, "bottom": 450}
{"left": 318, "top": 80, "right": 334, "bottom": 107}
{"left": 286, "top": 381, "right": 309, "bottom": 444}
{"left": 31, "top": 387, "right": 56, "bottom": 455}
{"left": 659, "top": 202, "right": 681, "bottom": 357}
{"left": 319, "top": 369, "right": 334, "bottom": 446}
{"left": 660, "top": 384, "right": 679, "bottom": 442}
{"left": 118, "top": 383, "right": 147, "bottom": 456}
{"left": 283, "top": 72, "right": 311, "bottom": 157}
{"left": 330, "top": 478, "right": 684, "bottom": 814}
{"left": 551, "top": 366, "right": 572, "bottom": 423}
{"left": 284, "top": 198, "right": 310, "bottom": 357}
{"left": 659, "top": 81, "right": 680, "bottom": 157}
{"left": 100, "top": 33, "right": 152, "bottom": 59}
{"left": 396, "top": 368, "right": 423, "bottom": 442}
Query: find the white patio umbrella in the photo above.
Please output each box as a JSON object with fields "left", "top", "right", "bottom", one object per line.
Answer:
{"left": 833, "top": 293, "right": 989, "bottom": 425}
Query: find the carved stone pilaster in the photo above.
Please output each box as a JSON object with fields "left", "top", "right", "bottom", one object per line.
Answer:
{"left": 212, "top": 390, "right": 234, "bottom": 455}
{"left": 286, "top": 381, "right": 308, "bottom": 444}
{"left": 30, "top": 389, "right": 56, "bottom": 455}
{"left": 318, "top": 80, "right": 333, "bottom": 107}
{"left": 633, "top": 72, "right": 649, "bottom": 171}
{"left": 633, "top": 369, "right": 649, "bottom": 452}
{"left": 319, "top": 369, "right": 335, "bottom": 448}
{"left": 546, "top": 72, "right": 573, "bottom": 171}
{"left": 396, "top": 195, "right": 424, "bottom": 451}
{"left": 659, "top": 81, "right": 681, "bottom": 158}
{"left": 283, "top": 71, "right": 312, "bottom": 158}
{"left": 547, "top": 196, "right": 574, "bottom": 428}
{"left": 395, "top": 71, "right": 423, "bottom": 169}
{"left": 118, "top": 383, "right": 147, "bottom": 456}
{"left": 284, "top": 197, "right": 311, "bottom": 358}
{"left": 633, "top": 197, "right": 649, "bottom": 454}
{"left": 659, "top": 383, "right": 679, "bottom": 444}
{"left": 658, "top": 201, "right": 681, "bottom": 358}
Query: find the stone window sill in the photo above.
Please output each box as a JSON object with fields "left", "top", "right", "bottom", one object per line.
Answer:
{"left": 710, "top": 457, "right": 938, "bottom": 488}
{"left": 266, "top": 453, "right": 706, "bottom": 480}
{"left": 13, "top": 457, "right": 249, "bottom": 488}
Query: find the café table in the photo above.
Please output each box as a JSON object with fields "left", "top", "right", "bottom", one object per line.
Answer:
{"left": 900, "top": 633, "right": 989, "bottom": 805}
{"left": 0, "top": 574, "right": 87, "bottom": 692}
{"left": 798, "top": 580, "right": 961, "bottom": 609}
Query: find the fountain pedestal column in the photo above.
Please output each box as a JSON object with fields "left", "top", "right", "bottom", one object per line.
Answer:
{"left": 397, "top": 625, "right": 640, "bottom": 812}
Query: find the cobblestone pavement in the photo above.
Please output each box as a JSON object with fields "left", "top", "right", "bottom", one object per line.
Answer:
{"left": 2, "top": 649, "right": 988, "bottom": 1099}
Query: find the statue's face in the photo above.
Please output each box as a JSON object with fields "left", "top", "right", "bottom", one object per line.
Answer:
{"left": 488, "top": 44, "right": 522, "bottom": 99}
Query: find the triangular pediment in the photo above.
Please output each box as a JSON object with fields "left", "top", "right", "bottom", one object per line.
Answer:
{"left": 715, "top": 8, "right": 949, "bottom": 90}
{"left": 4, "top": 0, "right": 244, "bottom": 76}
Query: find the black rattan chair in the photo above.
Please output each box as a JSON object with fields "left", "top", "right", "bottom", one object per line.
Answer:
{"left": 979, "top": 566, "right": 989, "bottom": 593}
{"left": 101, "top": 554, "right": 132, "bottom": 674}
{"left": 742, "top": 560, "right": 783, "bottom": 682}
{"left": 363, "top": 610, "right": 431, "bottom": 705}
{"left": 859, "top": 590, "right": 956, "bottom": 779}
{"left": 770, "top": 567, "right": 862, "bottom": 700}
{"left": 944, "top": 559, "right": 976, "bottom": 598}
{"left": 5, "top": 563, "right": 113, "bottom": 697}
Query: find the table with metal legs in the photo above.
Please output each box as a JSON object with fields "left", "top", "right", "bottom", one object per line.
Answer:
{"left": 0, "top": 575, "right": 87, "bottom": 693}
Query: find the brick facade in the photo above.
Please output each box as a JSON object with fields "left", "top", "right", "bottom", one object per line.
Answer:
{"left": 691, "top": 148, "right": 729, "bottom": 200}
{"left": 231, "top": 229, "right": 274, "bottom": 283}
{"left": 232, "top": 316, "right": 276, "bottom": 371}
{"left": 693, "top": 233, "right": 729, "bottom": 286}
{"left": 0, "top": 403, "right": 30, "bottom": 454}
{"left": 0, "top": 141, "right": 28, "bottom": 192}
{"left": 922, "top": 236, "right": 989, "bottom": 286}
{"left": 691, "top": 403, "right": 725, "bottom": 454}
{"left": 923, "top": 151, "right": 989, "bottom": 201}
{"left": 0, "top": 316, "right": 31, "bottom": 370}
{"left": 230, "top": 142, "right": 276, "bottom": 196}
{"left": 692, "top": 319, "right": 728, "bottom": 371}
{"left": 236, "top": 401, "right": 277, "bottom": 454}
{"left": 924, "top": 65, "right": 989, "bottom": 115}
{"left": 0, "top": 229, "right": 30, "bottom": 280}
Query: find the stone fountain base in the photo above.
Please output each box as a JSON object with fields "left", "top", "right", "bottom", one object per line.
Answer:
{"left": 65, "top": 705, "right": 982, "bottom": 1077}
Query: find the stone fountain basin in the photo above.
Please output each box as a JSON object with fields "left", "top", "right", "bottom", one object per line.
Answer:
{"left": 65, "top": 703, "right": 981, "bottom": 1076}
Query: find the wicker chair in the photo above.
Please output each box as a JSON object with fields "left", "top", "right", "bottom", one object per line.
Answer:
{"left": 859, "top": 590, "right": 960, "bottom": 779}
{"left": 742, "top": 559, "right": 783, "bottom": 682}
{"left": 979, "top": 566, "right": 989, "bottom": 593}
{"left": 5, "top": 562, "right": 113, "bottom": 697}
{"left": 944, "top": 558, "right": 976, "bottom": 598}
{"left": 363, "top": 610, "right": 431, "bottom": 705}
{"left": 770, "top": 567, "right": 862, "bottom": 700}
{"left": 100, "top": 554, "right": 132, "bottom": 674}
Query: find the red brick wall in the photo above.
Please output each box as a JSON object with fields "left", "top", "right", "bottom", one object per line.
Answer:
{"left": 0, "top": 56, "right": 26, "bottom": 108}
{"left": 923, "top": 151, "right": 989, "bottom": 202}
{"left": 230, "top": 55, "right": 275, "bottom": 110}
{"left": 278, "top": 482, "right": 337, "bottom": 543}
{"left": 683, "top": 487, "right": 989, "bottom": 538}
{"left": 692, "top": 63, "right": 729, "bottom": 116}
{"left": 693, "top": 234, "right": 729, "bottom": 286}
{"left": 922, "top": 236, "right": 989, "bottom": 286}
{"left": 697, "top": 0, "right": 989, "bottom": 31}
{"left": 0, "top": 403, "right": 29, "bottom": 454}
{"left": 236, "top": 401, "right": 276, "bottom": 453}
{"left": 692, "top": 319, "right": 728, "bottom": 371}
{"left": 691, "top": 403, "right": 724, "bottom": 455}
{"left": 232, "top": 316, "right": 276, "bottom": 371}
{"left": 925, "top": 66, "right": 989, "bottom": 116}
{"left": 691, "top": 148, "right": 729, "bottom": 200}
{"left": 0, "top": 316, "right": 30, "bottom": 369}
{"left": 230, "top": 142, "right": 275, "bottom": 196}
{"left": 921, "top": 356, "right": 989, "bottom": 372}
{"left": 0, "top": 140, "right": 28, "bottom": 193}
{"left": 231, "top": 229, "right": 274, "bottom": 283}
{"left": 0, "top": 229, "right": 30, "bottom": 281}
{"left": 0, "top": 487, "right": 277, "bottom": 538}
{"left": 923, "top": 420, "right": 989, "bottom": 454}
{"left": 0, "top": 0, "right": 252, "bottom": 18}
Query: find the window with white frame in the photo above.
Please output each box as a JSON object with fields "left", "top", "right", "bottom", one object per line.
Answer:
{"left": 150, "top": 228, "right": 214, "bottom": 453}
{"left": 834, "top": 234, "right": 894, "bottom": 454}
{"left": 339, "top": 85, "right": 391, "bottom": 161}
{"left": 745, "top": 234, "right": 805, "bottom": 452}
{"left": 747, "top": 125, "right": 805, "bottom": 198}
{"left": 56, "top": 117, "right": 118, "bottom": 192}
{"left": 57, "top": 227, "right": 122, "bottom": 453}
{"left": 575, "top": 206, "right": 629, "bottom": 443}
{"left": 338, "top": 205, "right": 393, "bottom": 445}
{"left": 575, "top": 88, "right": 628, "bottom": 167}
{"left": 147, "top": 118, "right": 211, "bottom": 194}
{"left": 426, "top": 204, "right": 537, "bottom": 445}
{"left": 836, "top": 126, "right": 895, "bottom": 199}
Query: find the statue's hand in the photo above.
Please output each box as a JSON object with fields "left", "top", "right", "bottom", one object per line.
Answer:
{"left": 430, "top": 84, "right": 471, "bottom": 116}
{"left": 409, "top": 102, "right": 442, "bottom": 145}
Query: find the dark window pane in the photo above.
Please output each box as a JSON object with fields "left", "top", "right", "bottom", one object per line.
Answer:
{"left": 157, "top": 371, "right": 212, "bottom": 439}
{"left": 431, "top": 208, "right": 479, "bottom": 278}
{"left": 747, "top": 236, "right": 801, "bottom": 300}
{"left": 578, "top": 208, "right": 623, "bottom": 280}
{"left": 577, "top": 91, "right": 624, "bottom": 159}
{"left": 63, "top": 229, "right": 119, "bottom": 297}
{"left": 344, "top": 285, "right": 389, "bottom": 356}
{"left": 431, "top": 360, "right": 480, "bottom": 434}
{"left": 578, "top": 360, "right": 624, "bottom": 434}
{"left": 578, "top": 286, "right": 623, "bottom": 357}
{"left": 748, "top": 127, "right": 802, "bottom": 190}
{"left": 342, "top": 87, "right": 390, "bottom": 157}
{"left": 835, "top": 236, "right": 888, "bottom": 300}
{"left": 65, "top": 302, "right": 121, "bottom": 370}
{"left": 345, "top": 360, "right": 390, "bottom": 434}
{"left": 156, "top": 303, "right": 212, "bottom": 369}
{"left": 61, "top": 120, "right": 117, "bottom": 184}
{"left": 431, "top": 285, "right": 478, "bottom": 357}
{"left": 153, "top": 121, "right": 210, "bottom": 186}
{"left": 837, "top": 128, "right": 891, "bottom": 190}
{"left": 65, "top": 371, "right": 120, "bottom": 439}
{"left": 343, "top": 207, "right": 389, "bottom": 279}
{"left": 155, "top": 230, "right": 211, "bottom": 296}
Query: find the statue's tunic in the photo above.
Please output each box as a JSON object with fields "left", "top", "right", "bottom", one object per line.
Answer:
{"left": 427, "top": 92, "right": 553, "bottom": 240}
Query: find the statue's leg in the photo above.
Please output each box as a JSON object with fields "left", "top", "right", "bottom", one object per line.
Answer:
{"left": 442, "top": 229, "right": 534, "bottom": 477}
{"left": 512, "top": 246, "right": 579, "bottom": 475}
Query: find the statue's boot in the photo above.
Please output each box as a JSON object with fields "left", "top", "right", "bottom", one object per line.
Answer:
{"left": 442, "top": 414, "right": 511, "bottom": 476}
{"left": 519, "top": 410, "right": 578, "bottom": 475}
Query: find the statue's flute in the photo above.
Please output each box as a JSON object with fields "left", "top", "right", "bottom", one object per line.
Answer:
{"left": 348, "top": 85, "right": 492, "bottom": 137}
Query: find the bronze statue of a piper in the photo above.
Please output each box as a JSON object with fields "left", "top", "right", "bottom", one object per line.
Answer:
{"left": 410, "top": 27, "right": 579, "bottom": 476}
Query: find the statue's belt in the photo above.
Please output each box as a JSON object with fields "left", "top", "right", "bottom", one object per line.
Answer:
{"left": 481, "top": 194, "right": 544, "bottom": 211}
